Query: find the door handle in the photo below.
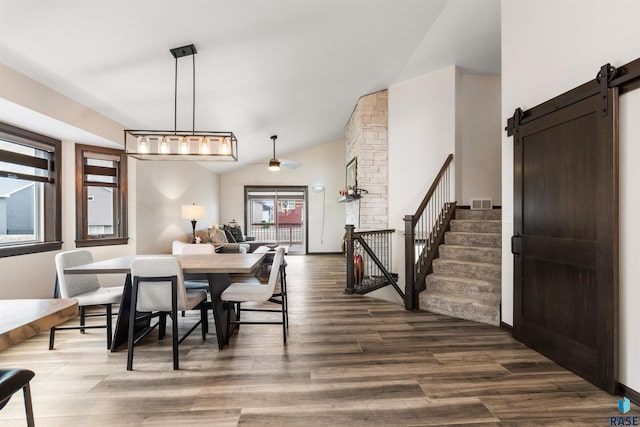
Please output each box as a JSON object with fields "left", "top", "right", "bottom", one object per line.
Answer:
{"left": 511, "top": 235, "right": 522, "bottom": 255}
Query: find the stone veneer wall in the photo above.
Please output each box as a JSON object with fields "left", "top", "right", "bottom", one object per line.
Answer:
{"left": 345, "top": 90, "right": 388, "bottom": 230}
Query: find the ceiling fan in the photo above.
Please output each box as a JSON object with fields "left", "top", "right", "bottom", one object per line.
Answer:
{"left": 267, "top": 135, "right": 302, "bottom": 171}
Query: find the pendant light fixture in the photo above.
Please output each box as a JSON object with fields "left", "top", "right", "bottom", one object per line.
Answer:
{"left": 124, "top": 44, "right": 238, "bottom": 161}
{"left": 268, "top": 135, "right": 281, "bottom": 171}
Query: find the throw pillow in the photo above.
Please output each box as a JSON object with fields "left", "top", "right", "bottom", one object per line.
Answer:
{"left": 228, "top": 224, "right": 245, "bottom": 242}
{"left": 223, "top": 226, "right": 237, "bottom": 243}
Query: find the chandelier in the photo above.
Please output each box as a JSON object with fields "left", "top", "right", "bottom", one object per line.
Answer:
{"left": 124, "top": 44, "right": 238, "bottom": 161}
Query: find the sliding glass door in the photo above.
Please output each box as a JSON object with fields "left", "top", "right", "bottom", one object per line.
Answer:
{"left": 245, "top": 186, "right": 307, "bottom": 254}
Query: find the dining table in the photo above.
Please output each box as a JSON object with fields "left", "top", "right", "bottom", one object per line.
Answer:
{"left": 62, "top": 253, "right": 265, "bottom": 351}
{"left": 0, "top": 299, "right": 78, "bottom": 351}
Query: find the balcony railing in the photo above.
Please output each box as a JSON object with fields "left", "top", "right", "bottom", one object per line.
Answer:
{"left": 248, "top": 223, "right": 303, "bottom": 244}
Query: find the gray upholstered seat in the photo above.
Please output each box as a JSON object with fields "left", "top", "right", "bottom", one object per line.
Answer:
{"left": 51, "top": 249, "right": 123, "bottom": 350}
{"left": 127, "top": 256, "right": 207, "bottom": 370}
{"left": 221, "top": 247, "right": 288, "bottom": 343}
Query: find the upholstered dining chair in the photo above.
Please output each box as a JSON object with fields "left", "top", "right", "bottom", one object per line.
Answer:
{"left": 0, "top": 368, "right": 35, "bottom": 427}
{"left": 51, "top": 249, "right": 123, "bottom": 350}
{"left": 175, "top": 243, "right": 216, "bottom": 291}
{"left": 127, "top": 256, "right": 207, "bottom": 370}
{"left": 221, "top": 247, "right": 288, "bottom": 344}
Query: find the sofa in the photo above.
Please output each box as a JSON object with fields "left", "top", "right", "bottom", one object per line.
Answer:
{"left": 195, "top": 225, "right": 276, "bottom": 253}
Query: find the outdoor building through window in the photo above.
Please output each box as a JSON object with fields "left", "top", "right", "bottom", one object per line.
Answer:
{"left": 75, "top": 144, "right": 128, "bottom": 247}
{"left": 245, "top": 186, "right": 307, "bottom": 254}
{"left": 0, "top": 121, "right": 62, "bottom": 257}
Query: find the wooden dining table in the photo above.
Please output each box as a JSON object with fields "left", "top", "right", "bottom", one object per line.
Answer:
{"left": 0, "top": 299, "right": 78, "bottom": 351}
{"left": 63, "top": 253, "right": 265, "bottom": 351}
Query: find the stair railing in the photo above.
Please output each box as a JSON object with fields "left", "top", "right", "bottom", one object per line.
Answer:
{"left": 344, "top": 227, "right": 403, "bottom": 298}
{"left": 403, "top": 154, "right": 456, "bottom": 310}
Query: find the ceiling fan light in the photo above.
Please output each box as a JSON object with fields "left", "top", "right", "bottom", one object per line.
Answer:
{"left": 268, "top": 158, "right": 281, "bottom": 171}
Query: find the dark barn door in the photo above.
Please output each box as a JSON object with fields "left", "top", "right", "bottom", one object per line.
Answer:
{"left": 509, "top": 72, "right": 618, "bottom": 393}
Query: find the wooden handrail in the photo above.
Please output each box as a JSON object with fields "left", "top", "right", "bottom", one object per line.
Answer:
{"left": 403, "top": 153, "right": 455, "bottom": 310}
{"left": 352, "top": 229, "right": 395, "bottom": 237}
{"left": 411, "top": 154, "right": 453, "bottom": 227}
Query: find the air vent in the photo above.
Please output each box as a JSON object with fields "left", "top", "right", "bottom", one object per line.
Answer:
{"left": 470, "top": 199, "right": 492, "bottom": 210}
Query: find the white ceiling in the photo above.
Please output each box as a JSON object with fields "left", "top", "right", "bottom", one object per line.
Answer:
{"left": 0, "top": 0, "right": 500, "bottom": 173}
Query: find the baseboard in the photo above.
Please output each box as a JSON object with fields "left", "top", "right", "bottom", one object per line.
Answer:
{"left": 457, "top": 205, "right": 502, "bottom": 210}
{"left": 306, "top": 251, "right": 343, "bottom": 255}
{"left": 500, "top": 321, "right": 513, "bottom": 335}
{"left": 619, "top": 383, "right": 640, "bottom": 406}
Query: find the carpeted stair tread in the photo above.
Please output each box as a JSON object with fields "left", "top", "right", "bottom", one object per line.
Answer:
{"left": 454, "top": 209, "right": 502, "bottom": 220}
{"left": 450, "top": 219, "right": 501, "bottom": 234}
{"left": 421, "top": 292, "right": 500, "bottom": 326}
{"left": 433, "top": 258, "right": 501, "bottom": 281}
{"left": 438, "top": 244, "right": 501, "bottom": 264}
{"left": 444, "top": 231, "right": 501, "bottom": 248}
{"left": 426, "top": 273, "right": 500, "bottom": 299}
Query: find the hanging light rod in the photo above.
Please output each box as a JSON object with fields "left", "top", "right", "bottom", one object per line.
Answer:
{"left": 268, "top": 134, "right": 281, "bottom": 171}
{"left": 124, "top": 43, "right": 238, "bottom": 161}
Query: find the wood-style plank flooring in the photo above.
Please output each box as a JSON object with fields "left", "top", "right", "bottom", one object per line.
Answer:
{"left": 0, "top": 254, "right": 637, "bottom": 426}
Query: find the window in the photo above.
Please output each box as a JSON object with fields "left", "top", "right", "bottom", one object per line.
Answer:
{"left": 245, "top": 186, "right": 307, "bottom": 252}
{"left": 75, "top": 144, "right": 128, "bottom": 247}
{"left": 0, "top": 122, "right": 62, "bottom": 257}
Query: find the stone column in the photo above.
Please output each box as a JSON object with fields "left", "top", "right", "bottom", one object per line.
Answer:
{"left": 344, "top": 90, "right": 388, "bottom": 230}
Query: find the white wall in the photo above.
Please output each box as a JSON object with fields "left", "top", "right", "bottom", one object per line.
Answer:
{"left": 501, "top": 0, "right": 640, "bottom": 392}
{"left": 458, "top": 74, "right": 502, "bottom": 206}
{"left": 135, "top": 160, "right": 220, "bottom": 254}
{"left": 220, "top": 139, "right": 345, "bottom": 253}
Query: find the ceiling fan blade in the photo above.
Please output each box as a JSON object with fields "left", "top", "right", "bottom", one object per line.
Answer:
{"left": 280, "top": 159, "right": 302, "bottom": 169}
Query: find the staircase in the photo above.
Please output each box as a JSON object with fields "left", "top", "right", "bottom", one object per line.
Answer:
{"left": 419, "top": 208, "right": 501, "bottom": 326}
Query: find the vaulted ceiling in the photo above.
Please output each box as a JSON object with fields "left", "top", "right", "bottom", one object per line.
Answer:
{"left": 0, "top": 0, "right": 500, "bottom": 172}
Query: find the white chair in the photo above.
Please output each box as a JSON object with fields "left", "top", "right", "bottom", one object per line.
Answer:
{"left": 127, "top": 256, "right": 207, "bottom": 370}
{"left": 221, "top": 247, "right": 288, "bottom": 344}
{"left": 50, "top": 250, "right": 123, "bottom": 350}
{"left": 175, "top": 243, "right": 216, "bottom": 291}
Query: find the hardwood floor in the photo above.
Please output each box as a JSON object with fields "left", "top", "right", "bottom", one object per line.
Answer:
{"left": 0, "top": 254, "right": 637, "bottom": 426}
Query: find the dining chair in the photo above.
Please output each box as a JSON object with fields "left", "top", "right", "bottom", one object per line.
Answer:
{"left": 175, "top": 243, "right": 216, "bottom": 290}
{"left": 127, "top": 256, "right": 207, "bottom": 370}
{"left": 0, "top": 368, "right": 35, "bottom": 427}
{"left": 51, "top": 249, "right": 123, "bottom": 350}
{"left": 221, "top": 247, "right": 288, "bottom": 344}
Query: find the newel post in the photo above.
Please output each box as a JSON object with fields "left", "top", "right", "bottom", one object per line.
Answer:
{"left": 344, "top": 224, "right": 355, "bottom": 294}
{"left": 403, "top": 215, "right": 416, "bottom": 310}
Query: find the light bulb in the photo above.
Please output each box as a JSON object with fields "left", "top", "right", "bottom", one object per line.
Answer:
{"left": 180, "top": 139, "right": 189, "bottom": 154}
{"left": 200, "top": 140, "right": 210, "bottom": 154}
{"left": 137, "top": 136, "right": 149, "bottom": 154}
{"left": 160, "top": 138, "right": 170, "bottom": 154}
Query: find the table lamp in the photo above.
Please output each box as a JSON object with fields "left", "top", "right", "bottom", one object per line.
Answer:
{"left": 182, "top": 203, "right": 206, "bottom": 243}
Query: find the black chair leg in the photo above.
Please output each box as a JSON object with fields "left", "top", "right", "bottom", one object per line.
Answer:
{"left": 23, "top": 382, "right": 34, "bottom": 427}
{"left": 79, "top": 306, "right": 86, "bottom": 333}
{"left": 106, "top": 304, "right": 113, "bottom": 350}
{"left": 127, "top": 282, "right": 139, "bottom": 371}
{"left": 48, "top": 327, "right": 55, "bottom": 350}
{"left": 171, "top": 311, "right": 179, "bottom": 370}
{"left": 159, "top": 313, "right": 167, "bottom": 340}
{"left": 200, "top": 305, "right": 207, "bottom": 341}
{"left": 225, "top": 302, "right": 231, "bottom": 345}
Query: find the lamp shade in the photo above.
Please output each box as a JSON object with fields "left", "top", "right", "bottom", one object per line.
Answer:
{"left": 182, "top": 204, "right": 205, "bottom": 220}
